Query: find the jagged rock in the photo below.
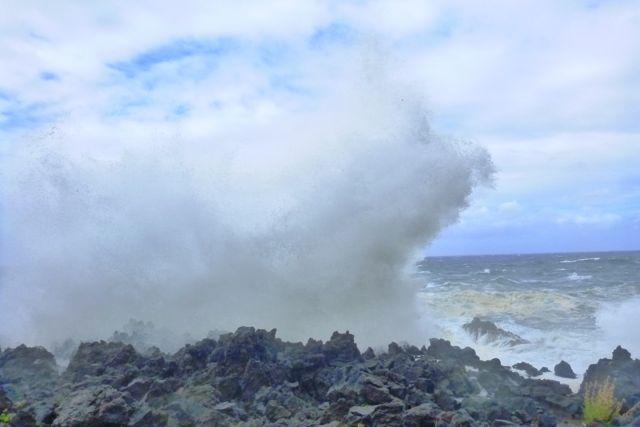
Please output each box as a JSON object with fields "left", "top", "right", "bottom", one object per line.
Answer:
{"left": 322, "top": 331, "right": 361, "bottom": 363}
{"left": 536, "top": 412, "right": 557, "bottom": 427}
{"left": 7, "top": 410, "right": 37, "bottom": 426}
{"left": 553, "top": 360, "right": 577, "bottom": 379}
{"left": 581, "top": 346, "right": 640, "bottom": 411}
{"left": 64, "top": 341, "right": 140, "bottom": 382}
{"left": 388, "top": 342, "right": 404, "bottom": 355}
{"left": 0, "top": 388, "right": 12, "bottom": 412}
{"left": 172, "top": 338, "right": 216, "bottom": 373}
{"left": 0, "top": 344, "right": 58, "bottom": 417}
{"left": 463, "top": 317, "right": 529, "bottom": 346}
{"left": 426, "top": 338, "right": 481, "bottom": 366}
{"left": 0, "top": 326, "right": 608, "bottom": 426}
{"left": 612, "top": 345, "right": 631, "bottom": 363}
{"left": 512, "top": 361, "right": 542, "bottom": 377}
{"left": 51, "top": 385, "right": 133, "bottom": 426}
{"left": 402, "top": 401, "right": 441, "bottom": 426}
{"left": 0, "top": 345, "right": 57, "bottom": 384}
{"left": 363, "top": 347, "right": 376, "bottom": 360}
{"left": 612, "top": 400, "right": 640, "bottom": 426}
{"left": 211, "top": 327, "right": 279, "bottom": 367}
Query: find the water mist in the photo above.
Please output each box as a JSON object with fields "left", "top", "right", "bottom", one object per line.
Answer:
{"left": 0, "top": 61, "right": 493, "bottom": 349}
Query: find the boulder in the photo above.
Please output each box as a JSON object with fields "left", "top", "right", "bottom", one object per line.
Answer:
{"left": 581, "top": 346, "right": 640, "bottom": 411}
{"left": 51, "top": 385, "right": 133, "bottom": 426}
{"left": 554, "top": 360, "right": 577, "bottom": 379}
{"left": 322, "top": 331, "right": 361, "bottom": 363}
{"left": 512, "top": 362, "right": 542, "bottom": 377}
{"left": 463, "top": 317, "right": 529, "bottom": 346}
{"left": 64, "top": 341, "right": 140, "bottom": 382}
{"left": 402, "top": 402, "right": 441, "bottom": 426}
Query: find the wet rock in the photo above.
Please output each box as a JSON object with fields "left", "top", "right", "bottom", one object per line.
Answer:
{"left": 553, "top": 360, "right": 577, "bottom": 379}
{"left": 322, "top": 331, "right": 361, "bottom": 363}
{"left": 463, "top": 317, "right": 529, "bottom": 346}
{"left": 0, "top": 345, "right": 58, "bottom": 410}
{"left": 402, "top": 401, "right": 441, "bottom": 426}
{"left": 0, "top": 325, "right": 604, "bottom": 426}
{"left": 64, "top": 341, "right": 139, "bottom": 382}
{"left": 451, "top": 408, "right": 475, "bottom": 426}
{"left": 0, "top": 345, "right": 57, "bottom": 384}
{"left": 51, "top": 385, "right": 133, "bottom": 426}
{"left": 426, "top": 338, "right": 481, "bottom": 366}
{"left": 581, "top": 346, "right": 640, "bottom": 411}
{"left": 211, "top": 327, "right": 279, "bottom": 368}
{"left": 172, "top": 338, "right": 216, "bottom": 373}
{"left": 512, "top": 362, "right": 542, "bottom": 377}
{"left": 0, "top": 388, "right": 12, "bottom": 413}
{"left": 363, "top": 347, "right": 376, "bottom": 360}
{"left": 612, "top": 345, "right": 631, "bottom": 363}
{"left": 536, "top": 412, "right": 557, "bottom": 427}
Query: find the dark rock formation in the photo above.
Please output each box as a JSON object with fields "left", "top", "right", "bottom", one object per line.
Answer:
{"left": 554, "top": 360, "right": 577, "bottom": 379}
{"left": 512, "top": 361, "right": 543, "bottom": 377}
{"left": 2, "top": 327, "right": 636, "bottom": 426}
{"left": 463, "top": 317, "right": 529, "bottom": 346}
{"left": 582, "top": 345, "right": 640, "bottom": 416}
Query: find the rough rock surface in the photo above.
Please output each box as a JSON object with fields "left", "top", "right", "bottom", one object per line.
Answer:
{"left": 512, "top": 362, "right": 543, "bottom": 377}
{"left": 581, "top": 345, "right": 640, "bottom": 420}
{"left": 553, "top": 360, "right": 577, "bottom": 379}
{"left": 1, "top": 328, "right": 638, "bottom": 426}
{"left": 462, "top": 317, "right": 529, "bottom": 346}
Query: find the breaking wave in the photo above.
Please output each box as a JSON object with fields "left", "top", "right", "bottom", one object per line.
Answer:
{"left": 0, "top": 60, "right": 493, "bottom": 347}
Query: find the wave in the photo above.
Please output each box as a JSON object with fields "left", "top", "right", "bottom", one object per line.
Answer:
{"left": 0, "top": 56, "right": 493, "bottom": 347}
{"left": 417, "top": 289, "right": 590, "bottom": 328}
{"left": 560, "top": 257, "right": 600, "bottom": 263}
{"left": 567, "top": 272, "right": 592, "bottom": 281}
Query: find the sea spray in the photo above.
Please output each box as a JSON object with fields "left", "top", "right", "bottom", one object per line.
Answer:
{"left": 0, "top": 59, "right": 493, "bottom": 347}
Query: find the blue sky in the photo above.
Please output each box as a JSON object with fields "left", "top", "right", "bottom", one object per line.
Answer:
{"left": 1, "top": 0, "right": 639, "bottom": 256}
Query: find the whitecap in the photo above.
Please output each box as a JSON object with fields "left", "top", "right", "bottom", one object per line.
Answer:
{"left": 560, "top": 257, "right": 601, "bottom": 264}
{"left": 567, "top": 272, "right": 592, "bottom": 281}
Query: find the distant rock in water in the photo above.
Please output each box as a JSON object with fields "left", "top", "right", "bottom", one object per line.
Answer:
{"left": 554, "top": 360, "right": 577, "bottom": 379}
{"left": 462, "top": 317, "right": 529, "bottom": 346}
{"left": 512, "top": 361, "right": 543, "bottom": 377}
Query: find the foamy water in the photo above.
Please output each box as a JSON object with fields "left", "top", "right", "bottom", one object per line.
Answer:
{"left": 417, "top": 251, "right": 640, "bottom": 385}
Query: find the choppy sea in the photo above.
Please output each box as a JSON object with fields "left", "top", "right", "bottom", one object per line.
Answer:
{"left": 417, "top": 251, "right": 640, "bottom": 385}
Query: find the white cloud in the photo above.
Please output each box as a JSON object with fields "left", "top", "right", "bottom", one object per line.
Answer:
{"left": 556, "top": 212, "right": 622, "bottom": 226}
{"left": 1, "top": 0, "right": 639, "bottom": 254}
{"left": 498, "top": 201, "right": 521, "bottom": 215}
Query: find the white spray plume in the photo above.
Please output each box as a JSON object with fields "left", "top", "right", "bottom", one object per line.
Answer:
{"left": 0, "top": 57, "right": 493, "bottom": 348}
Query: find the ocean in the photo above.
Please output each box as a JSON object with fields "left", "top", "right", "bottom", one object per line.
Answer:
{"left": 417, "top": 250, "right": 640, "bottom": 385}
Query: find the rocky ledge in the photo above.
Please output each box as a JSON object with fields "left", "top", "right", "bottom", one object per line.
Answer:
{"left": 0, "top": 327, "right": 638, "bottom": 426}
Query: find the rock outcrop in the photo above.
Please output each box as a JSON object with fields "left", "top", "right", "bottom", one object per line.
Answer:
{"left": 553, "top": 360, "right": 577, "bottom": 379}
{"left": 512, "top": 362, "right": 543, "bottom": 377}
{"left": 1, "top": 329, "right": 638, "bottom": 426}
{"left": 581, "top": 345, "right": 640, "bottom": 415}
{"left": 463, "top": 317, "right": 529, "bottom": 346}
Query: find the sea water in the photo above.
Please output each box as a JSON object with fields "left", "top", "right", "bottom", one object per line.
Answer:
{"left": 417, "top": 251, "right": 640, "bottom": 385}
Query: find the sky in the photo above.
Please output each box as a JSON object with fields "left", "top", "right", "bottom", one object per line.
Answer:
{"left": 1, "top": 0, "right": 639, "bottom": 256}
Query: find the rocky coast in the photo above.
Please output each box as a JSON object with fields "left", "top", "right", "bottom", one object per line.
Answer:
{"left": 1, "top": 323, "right": 639, "bottom": 426}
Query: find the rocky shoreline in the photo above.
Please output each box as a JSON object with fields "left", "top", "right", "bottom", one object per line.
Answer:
{"left": 1, "top": 326, "right": 639, "bottom": 426}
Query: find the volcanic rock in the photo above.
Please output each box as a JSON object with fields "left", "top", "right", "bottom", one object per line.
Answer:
{"left": 512, "top": 361, "right": 542, "bottom": 377}
{"left": 554, "top": 360, "right": 577, "bottom": 379}
{"left": 463, "top": 317, "right": 529, "bottom": 346}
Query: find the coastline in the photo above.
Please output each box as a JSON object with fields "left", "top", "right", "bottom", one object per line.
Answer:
{"left": 1, "top": 326, "right": 638, "bottom": 426}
